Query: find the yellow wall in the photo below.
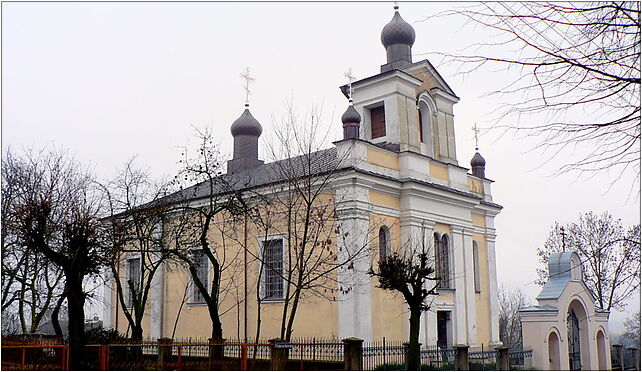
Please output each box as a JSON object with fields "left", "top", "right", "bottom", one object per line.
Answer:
{"left": 471, "top": 213, "right": 486, "bottom": 228}
{"left": 434, "top": 223, "right": 452, "bottom": 235}
{"left": 367, "top": 148, "right": 399, "bottom": 170}
{"left": 473, "top": 233, "right": 491, "bottom": 347}
{"left": 369, "top": 213, "right": 406, "bottom": 341}
{"left": 467, "top": 177, "right": 483, "bottom": 195}
{"left": 429, "top": 161, "right": 449, "bottom": 181}
{"left": 369, "top": 190, "right": 401, "bottom": 209}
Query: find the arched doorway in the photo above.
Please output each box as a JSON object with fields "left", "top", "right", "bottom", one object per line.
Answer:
{"left": 596, "top": 330, "right": 607, "bottom": 370}
{"left": 548, "top": 331, "right": 561, "bottom": 370}
{"left": 567, "top": 299, "right": 589, "bottom": 370}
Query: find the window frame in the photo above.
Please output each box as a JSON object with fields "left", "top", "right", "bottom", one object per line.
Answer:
{"left": 379, "top": 226, "right": 391, "bottom": 261}
{"left": 259, "top": 236, "right": 286, "bottom": 301}
{"left": 435, "top": 233, "right": 452, "bottom": 290}
{"left": 125, "top": 256, "right": 141, "bottom": 309}
{"left": 369, "top": 104, "right": 386, "bottom": 140}
{"left": 473, "top": 241, "right": 481, "bottom": 293}
{"left": 188, "top": 248, "right": 209, "bottom": 305}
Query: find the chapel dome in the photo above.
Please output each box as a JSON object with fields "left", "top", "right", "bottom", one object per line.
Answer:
{"left": 341, "top": 105, "right": 361, "bottom": 126}
{"left": 230, "top": 107, "right": 263, "bottom": 137}
{"left": 470, "top": 152, "right": 486, "bottom": 167}
{"left": 381, "top": 10, "right": 416, "bottom": 48}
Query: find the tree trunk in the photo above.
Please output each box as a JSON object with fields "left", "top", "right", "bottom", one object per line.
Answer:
{"left": 52, "top": 293, "right": 65, "bottom": 338}
{"left": 66, "top": 277, "right": 86, "bottom": 370}
{"left": 408, "top": 307, "right": 421, "bottom": 370}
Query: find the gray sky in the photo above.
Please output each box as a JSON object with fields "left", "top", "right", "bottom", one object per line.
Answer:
{"left": 3, "top": 2, "right": 639, "bottom": 333}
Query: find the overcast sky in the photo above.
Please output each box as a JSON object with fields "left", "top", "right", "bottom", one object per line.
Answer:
{"left": 3, "top": 2, "right": 639, "bottom": 333}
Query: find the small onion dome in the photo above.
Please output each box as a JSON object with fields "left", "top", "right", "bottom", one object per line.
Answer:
{"left": 230, "top": 107, "right": 263, "bottom": 137}
{"left": 381, "top": 10, "right": 416, "bottom": 48}
{"left": 341, "top": 105, "right": 361, "bottom": 126}
{"left": 470, "top": 151, "right": 486, "bottom": 167}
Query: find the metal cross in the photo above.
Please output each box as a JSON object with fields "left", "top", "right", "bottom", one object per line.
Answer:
{"left": 344, "top": 68, "right": 356, "bottom": 101}
{"left": 472, "top": 123, "right": 480, "bottom": 150}
{"left": 240, "top": 67, "right": 255, "bottom": 106}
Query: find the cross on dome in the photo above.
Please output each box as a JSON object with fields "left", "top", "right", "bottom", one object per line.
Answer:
{"left": 344, "top": 68, "right": 356, "bottom": 102}
{"left": 240, "top": 67, "right": 255, "bottom": 107}
{"left": 472, "top": 123, "right": 480, "bottom": 150}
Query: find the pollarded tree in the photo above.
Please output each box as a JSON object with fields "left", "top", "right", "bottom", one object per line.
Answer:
{"left": 368, "top": 236, "right": 439, "bottom": 371}
{"left": 5, "top": 147, "right": 108, "bottom": 370}
{"left": 436, "top": 3, "right": 640, "bottom": 188}
{"left": 536, "top": 211, "right": 640, "bottom": 311}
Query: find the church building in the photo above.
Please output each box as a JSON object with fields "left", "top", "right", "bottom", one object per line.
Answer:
{"left": 105, "top": 7, "right": 503, "bottom": 348}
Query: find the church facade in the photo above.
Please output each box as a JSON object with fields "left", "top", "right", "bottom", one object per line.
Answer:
{"left": 105, "top": 8, "right": 503, "bottom": 348}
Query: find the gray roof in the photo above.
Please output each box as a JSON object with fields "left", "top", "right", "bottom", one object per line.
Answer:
{"left": 519, "top": 305, "right": 558, "bottom": 313}
{"left": 160, "top": 146, "right": 502, "bottom": 210}
{"left": 341, "top": 104, "right": 361, "bottom": 126}
{"left": 230, "top": 107, "right": 262, "bottom": 137}
{"left": 536, "top": 251, "right": 579, "bottom": 300}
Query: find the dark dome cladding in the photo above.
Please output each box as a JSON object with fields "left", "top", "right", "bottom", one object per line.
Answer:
{"left": 381, "top": 11, "right": 416, "bottom": 48}
{"left": 341, "top": 105, "right": 361, "bottom": 125}
{"left": 230, "top": 108, "right": 263, "bottom": 137}
{"left": 470, "top": 152, "right": 486, "bottom": 167}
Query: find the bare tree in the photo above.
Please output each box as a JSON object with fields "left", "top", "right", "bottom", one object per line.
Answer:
{"left": 3, "top": 147, "right": 107, "bottom": 370}
{"left": 498, "top": 285, "right": 529, "bottom": 349}
{"left": 256, "top": 105, "right": 372, "bottom": 342}
{"left": 536, "top": 211, "right": 640, "bottom": 311}
{"left": 2, "top": 149, "right": 66, "bottom": 335}
{"left": 368, "top": 236, "right": 439, "bottom": 370}
{"left": 167, "top": 127, "right": 246, "bottom": 347}
{"left": 434, "top": 3, "right": 640, "bottom": 188}
{"left": 621, "top": 311, "right": 641, "bottom": 348}
{"left": 101, "top": 159, "right": 173, "bottom": 341}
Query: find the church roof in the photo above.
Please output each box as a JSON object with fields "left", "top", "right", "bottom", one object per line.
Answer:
{"left": 519, "top": 305, "right": 559, "bottom": 313}
{"left": 381, "top": 10, "right": 416, "bottom": 48}
{"left": 155, "top": 145, "right": 502, "bottom": 210}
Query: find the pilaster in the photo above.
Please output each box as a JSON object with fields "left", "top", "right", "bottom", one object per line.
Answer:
{"left": 486, "top": 233, "right": 501, "bottom": 345}
{"left": 461, "top": 227, "right": 477, "bottom": 346}
{"left": 451, "top": 226, "right": 467, "bottom": 345}
{"left": 337, "top": 208, "right": 373, "bottom": 341}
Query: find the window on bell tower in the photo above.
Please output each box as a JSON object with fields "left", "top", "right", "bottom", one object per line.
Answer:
{"left": 370, "top": 105, "right": 386, "bottom": 139}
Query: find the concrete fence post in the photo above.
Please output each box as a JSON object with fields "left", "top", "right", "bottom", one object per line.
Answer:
{"left": 626, "top": 347, "right": 640, "bottom": 370}
{"left": 454, "top": 344, "right": 469, "bottom": 371}
{"left": 343, "top": 337, "right": 364, "bottom": 371}
{"left": 494, "top": 346, "right": 510, "bottom": 371}
{"left": 158, "top": 338, "right": 173, "bottom": 369}
{"left": 269, "top": 338, "right": 289, "bottom": 371}
{"left": 613, "top": 344, "right": 624, "bottom": 370}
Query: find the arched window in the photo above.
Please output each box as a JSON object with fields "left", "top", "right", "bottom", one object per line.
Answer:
{"left": 379, "top": 226, "right": 390, "bottom": 261}
{"left": 435, "top": 233, "right": 451, "bottom": 289}
{"left": 473, "top": 241, "right": 481, "bottom": 293}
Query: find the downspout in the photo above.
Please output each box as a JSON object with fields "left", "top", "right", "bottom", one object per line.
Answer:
{"left": 244, "top": 214, "right": 248, "bottom": 342}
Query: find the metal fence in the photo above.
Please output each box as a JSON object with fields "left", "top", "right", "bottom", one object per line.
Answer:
{"left": 363, "top": 338, "right": 407, "bottom": 370}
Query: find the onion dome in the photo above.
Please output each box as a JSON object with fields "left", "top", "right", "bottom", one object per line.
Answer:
{"left": 230, "top": 105, "right": 263, "bottom": 137}
{"left": 341, "top": 101, "right": 361, "bottom": 140}
{"left": 470, "top": 151, "right": 486, "bottom": 178}
{"left": 470, "top": 152, "right": 486, "bottom": 167}
{"left": 381, "top": 9, "right": 416, "bottom": 48}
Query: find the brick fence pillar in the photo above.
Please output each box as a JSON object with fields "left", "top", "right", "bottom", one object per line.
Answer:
{"left": 343, "top": 337, "right": 363, "bottom": 371}
{"left": 269, "top": 339, "right": 289, "bottom": 371}
{"left": 158, "top": 338, "right": 173, "bottom": 369}
{"left": 454, "top": 344, "right": 469, "bottom": 371}
{"left": 495, "top": 346, "right": 509, "bottom": 371}
{"left": 613, "top": 344, "right": 624, "bottom": 370}
{"left": 626, "top": 347, "right": 640, "bottom": 370}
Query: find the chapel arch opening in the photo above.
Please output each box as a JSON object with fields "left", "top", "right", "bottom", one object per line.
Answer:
{"left": 596, "top": 329, "right": 608, "bottom": 370}
{"left": 567, "top": 299, "right": 589, "bottom": 370}
{"left": 548, "top": 330, "right": 561, "bottom": 370}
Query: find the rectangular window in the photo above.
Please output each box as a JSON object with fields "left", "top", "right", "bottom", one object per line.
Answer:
{"left": 370, "top": 105, "right": 386, "bottom": 139}
{"left": 473, "top": 243, "right": 481, "bottom": 293}
{"left": 126, "top": 257, "right": 141, "bottom": 307}
{"left": 262, "top": 239, "right": 284, "bottom": 300}
{"left": 191, "top": 250, "right": 208, "bottom": 303}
